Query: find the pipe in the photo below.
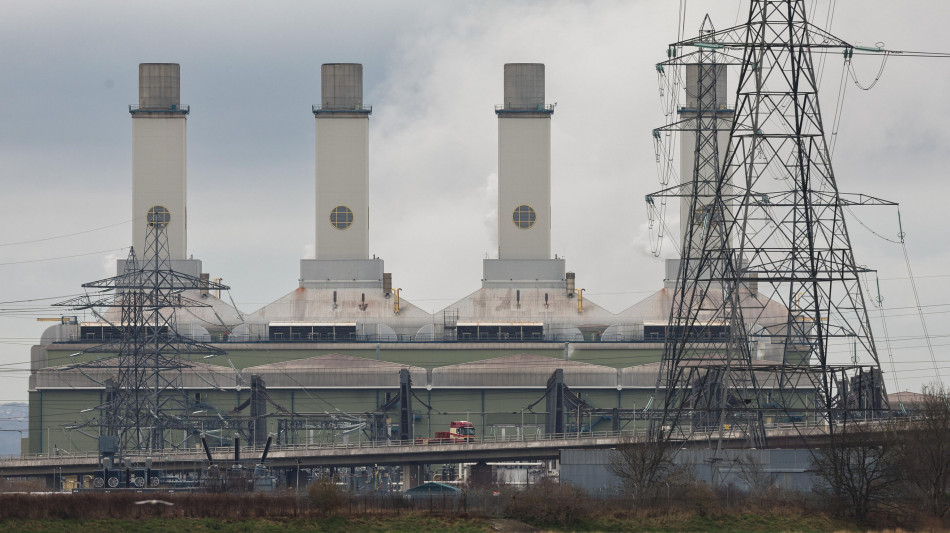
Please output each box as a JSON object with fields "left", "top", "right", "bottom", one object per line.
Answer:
{"left": 260, "top": 435, "right": 273, "bottom": 463}
{"left": 200, "top": 436, "right": 214, "bottom": 463}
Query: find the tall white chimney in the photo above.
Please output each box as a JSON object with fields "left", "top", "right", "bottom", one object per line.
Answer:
{"left": 300, "top": 63, "right": 383, "bottom": 289}
{"left": 664, "top": 62, "right": 733, "bottom": 288}
{"left": 131, "top": 63, "right": 188, "bottom": 259}
{"left": 496, "top": 63, "right": 552, "bottom": 260}
{"left": 314, "top": 63, "right": 370, "bottom": 260}
{"left": 482, "top": 63, "right": 564, "bottom": 289}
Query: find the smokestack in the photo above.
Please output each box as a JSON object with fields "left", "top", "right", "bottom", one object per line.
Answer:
{"left": 322, "top": 63, "right": 363, "bottom": 110}
{"left": 496, "top": 63, "right": 553, "bottom": 260}
{"left": 313, "top": 64, "right": 371, "bottom": 260}
{"left": 131, "top": 63, "right": 188, "bottom": 260}
{"left": 139, "top": 63, "right": 181, "bottom": 110}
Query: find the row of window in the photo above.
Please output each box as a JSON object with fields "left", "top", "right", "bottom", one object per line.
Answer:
{"left": 328, "top": 205, "right": 539, "bottom": 230}
{"left": 144, "top": 204, "right": 540, "bottom": 233}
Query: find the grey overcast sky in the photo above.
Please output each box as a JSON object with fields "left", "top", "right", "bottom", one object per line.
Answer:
{"left": 1, "top": 1, "right": 949, "bottom": 402}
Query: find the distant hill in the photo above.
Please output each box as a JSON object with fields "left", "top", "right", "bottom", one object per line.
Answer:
{"left": 0, "top": 403, "right": 27, "bottom": 457}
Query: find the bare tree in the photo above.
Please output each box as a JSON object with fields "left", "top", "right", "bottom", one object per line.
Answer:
{"left": 893, "top": 384, "right": 950, "bottom": 517}
{"left": 810, "top": 427, "right": 901, "bottom": 521}
{"left": 735, "top": 453, "right": 773, "bottom": 495}
{"left": 607, "top": 437, "right": 675, "bottom": 503}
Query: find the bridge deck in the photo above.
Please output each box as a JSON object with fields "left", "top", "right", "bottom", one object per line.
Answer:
{"left": 0, "top": 425, "right": 830, "bottom": 477}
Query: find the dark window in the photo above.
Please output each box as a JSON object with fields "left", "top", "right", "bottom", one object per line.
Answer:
{"left": 79, "top": 325, "right": 168, "bottom": 341}
{"left": 268, "top": 324, "right": 357, "bottom": 341}
{"left": 147, "top": 205, "right": 171, "bottom": 228}
{"left": 456, "top": 325, "right": 543, "bottom": 341}
{"left": 330, "top": 205, "right": 354, "bottom": 230}
{"left": 512, "top": 205, "right": 536, "bottom": 229}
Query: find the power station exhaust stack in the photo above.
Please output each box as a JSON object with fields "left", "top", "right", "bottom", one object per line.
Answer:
{"left": 131, "top": 63, "right": 188, "bottom": 261}
{"left": 300, "top": 63, "right": 384, "bottom": 289}
{"left": 123, "top": 63, "right": 201, "bottom": 277}
{"left": 663, "top": 59, "right": 733, "bottom": 289}
{"left": 498, "top": 63, "right": 551, "bottom": 260}
{"left": 483, "top": 63, "right": 565, "bottom": 289}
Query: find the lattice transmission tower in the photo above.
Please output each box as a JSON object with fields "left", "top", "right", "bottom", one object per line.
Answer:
{"left": 649, "top": 1, "right": 892, "bottom": 448}
{"left": 56, "top": 205, "right": 230, "bottom": 453}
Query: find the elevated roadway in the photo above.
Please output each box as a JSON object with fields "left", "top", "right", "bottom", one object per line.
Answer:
{"left": 0, "top": 424, "right": 835, "bottom": 478}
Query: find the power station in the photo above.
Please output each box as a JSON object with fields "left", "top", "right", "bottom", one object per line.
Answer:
{"left": 26, "top": 39, "right": 886, "bottom": 462}
{"left": 26, "top": 61, "right": 676, "bottom": 456}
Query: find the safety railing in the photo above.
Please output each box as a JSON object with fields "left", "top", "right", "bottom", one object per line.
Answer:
{"left": 494, "top": 104, "right": 555, "bottom": 113}
{"left": 312, "top": 104, "right": 372, "bottom": 113}
{"left": 128, "top": 104, "right": 190, "bottom": 114}
{"left": 3, "top": 430, "right": 645, "bottom": 464}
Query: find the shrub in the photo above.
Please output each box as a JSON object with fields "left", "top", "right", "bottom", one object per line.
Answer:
{"left": 308, "top": 478, "right": 344, "bottom": 516}
{"left": 504, "top": 479, "right": 591, "bottom": 526}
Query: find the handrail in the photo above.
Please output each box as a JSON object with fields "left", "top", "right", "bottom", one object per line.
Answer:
{"left": 52, "top": 334, "right": 661, "bottom": 345}
{"left": 312, "top": 104, "right": 372, "bottom": 114}
{"left": 4, "top": 430, "right": 646, "bottom": 463}
{"left": 494, "top": 104, "right": 555, "bottom": 113}
{"left": 7, "top": 420, "right": 902, "bottom": 464}
{"left": 128, "top": 104, "right": 190, "bottom": 114}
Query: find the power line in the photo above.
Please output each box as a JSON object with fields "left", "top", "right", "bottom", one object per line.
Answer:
{"left": 0, "top": 218, "right": 137, "bottom": 247}
{"left": 0, "top": 247, "right": 129, "bottom": 267}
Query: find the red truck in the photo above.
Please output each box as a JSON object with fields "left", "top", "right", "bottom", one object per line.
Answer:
{"left": 416, "top": 421, "right": 476, "bottom": 444}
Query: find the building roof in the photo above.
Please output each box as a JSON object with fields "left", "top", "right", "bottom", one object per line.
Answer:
{"left": 244, "top": 287, "right": 432, "bottom": 337}
{"left": 32, "top": 358, "right": 236, "bottom": 390}
{"left": 887, "top": 390, "right": 930, "bottom": 407}
{"left": 243, "top": 353, "right": 426, "bottom": 388}
{"left": 616, "top": 288, "right": 789, "bottom": 327}
{"left": 404, "top": 481, "right": 462, "bottom": 496}
{"left": 432, "top": 353, "right": 617, "bottom": 388}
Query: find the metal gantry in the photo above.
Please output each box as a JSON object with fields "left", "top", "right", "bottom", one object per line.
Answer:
{"left": 56, "top": 206, "right": 230, "bottom": 453}
{"left": 649, "top": 1, "right": 891, "bottom": 448}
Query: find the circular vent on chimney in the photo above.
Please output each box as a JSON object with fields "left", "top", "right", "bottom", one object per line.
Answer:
{"left": 512, "top": 204, "right": 536, "bottom": 229}
{"left": 147, "top": 205, "right": 171, "bottom": 228}
{"left": 330, "top": 205, "right": 354, "bottom": 230}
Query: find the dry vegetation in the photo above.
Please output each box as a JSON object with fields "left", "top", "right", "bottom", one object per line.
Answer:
{"left": 9, "top": 389, "right": 950, "bottom": 531}
{"left": 0, "top": 484, "right": 858, "bottom": 532}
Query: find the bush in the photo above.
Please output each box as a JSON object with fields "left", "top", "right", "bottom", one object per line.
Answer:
{"left": 308, "top": 478, "right": 344, "bottom": 516}
{"left": 504, "top": 479, "right": 591, "bottom": 526}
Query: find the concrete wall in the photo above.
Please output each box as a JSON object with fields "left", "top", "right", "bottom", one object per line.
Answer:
{"left": 132, "top": 116, "right": 187, "bottom": 259}
{"left": 498, "top": 116, "right": 551, "bottom": 260}
{"left": 560, "top": 448, "right": 819, "bottom": 496}
{"left": 28, "top": 339, "right": 665, "bottom": 454}
{"left": 315, "top": 115, "right": 370, "bottom": 260}
{"left": 315, "top": 64, "right": 370, "bottom": 261}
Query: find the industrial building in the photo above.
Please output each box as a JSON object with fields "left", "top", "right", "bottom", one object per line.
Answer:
{"left": 26, "top": 62, "right": 778, "bottom": 456}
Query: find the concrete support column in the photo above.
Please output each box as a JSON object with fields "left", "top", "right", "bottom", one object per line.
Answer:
{"left": 402, "top": 463, "right": 423, "bottom": 490}
{"left": 470, "top": 462, "right": 492, "bottom": 486}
